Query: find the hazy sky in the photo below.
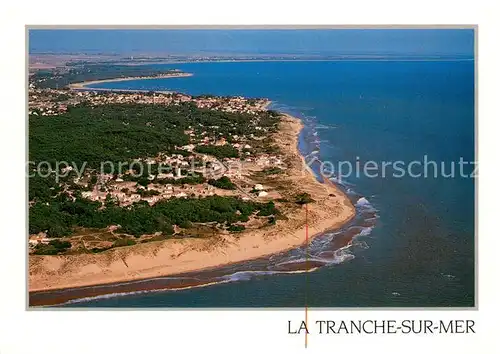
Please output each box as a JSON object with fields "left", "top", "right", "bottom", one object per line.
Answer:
{"left": 29, "top": 29, "right": 474, "bottom": 57}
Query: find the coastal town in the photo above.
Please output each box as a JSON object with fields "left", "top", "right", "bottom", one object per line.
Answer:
{"left": 28, "top": 86, "right": 271, "bottom": 117}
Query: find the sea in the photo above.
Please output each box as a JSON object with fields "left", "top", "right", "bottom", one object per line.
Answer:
{"left": 58, "top": 59, "right": 475, "bottom": 307}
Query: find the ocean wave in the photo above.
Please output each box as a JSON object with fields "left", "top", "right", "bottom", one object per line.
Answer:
{"left": 315, "top": 124, "right": 337, "bottom": 130}
{"left": 355, "top": 197, "right": 376, "bottom": 210}
{"left": 220, "top": 270, "right": 279, "bottom": 281}
{"left": 60, "top": 279, "right": 234, "bottom": 306}
{"left": 352, "top": 240, "right": 370, "bottom": 250}
{"left": 63, "top": 288, "right": 164, "bottom": 305}
{"left": 331, "top": 248, "right": 356, "bottom": 264}
{"left": 354, "top": 226, "right": 373, "bottom": 237}
{"left": 277, "top": 241, "right": 357, "bottom": 267}
{"left": 441, "top": 273, "right": 456, "bottom": 279}
{"left": 329, "top": 176, "right": 354, "bottom": 187}
{"left": 315, "top": 245, "right": 356, "bottom": 265}
{"left": 275, "top": 256, "right": 331, "bottom": 266}
{"left": 357, "top": 226, "right": 374, "bottom": 237}
{"left": 356, "top": 197, "right": 371, "bottom": 207}
{"left": 345, "top": 187, "right": 355, "bottom": 194}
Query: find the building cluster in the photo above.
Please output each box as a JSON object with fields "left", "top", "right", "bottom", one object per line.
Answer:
{"left": 65, "top": 148, "right": 285, "bottom": 207}
{"left": 28, "top": 87, "right": 72, "bottom": 116}
{"left": 29, "top": 87, "right": 270, "bottom": 116}
{"left": 80, "top": 180, "right": 224, "bottom": 207}
{"left": 194, "top": 96, "right": 270, "bottom": 115}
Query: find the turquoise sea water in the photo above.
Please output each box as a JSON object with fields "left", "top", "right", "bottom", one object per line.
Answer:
{"left": 66, "top": 60, "right": 474, "bottom": 307}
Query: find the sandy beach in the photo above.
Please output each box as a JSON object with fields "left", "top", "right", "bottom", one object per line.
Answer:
{"left": 68, "top": 72, "right": 193, "bottom": 91}
{"left": 29, "top": 113, "right": 356, "bottom": 296}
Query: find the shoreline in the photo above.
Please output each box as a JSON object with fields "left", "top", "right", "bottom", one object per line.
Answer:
{"left": 67, "top": 72, "right": 193, "bottom": 91}
{"left": 28, "top": 112, "right": 356, "bottom": 302}
{"left": 54, "top": 58, "right": 474, "bottom": 69}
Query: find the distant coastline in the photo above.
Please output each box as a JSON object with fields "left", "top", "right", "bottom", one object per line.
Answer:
{"left": 67, "top": 72, "right": 193, "bottom": 92}
{"left": 29, "top": 53, "right": 475, "bottom": 71}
